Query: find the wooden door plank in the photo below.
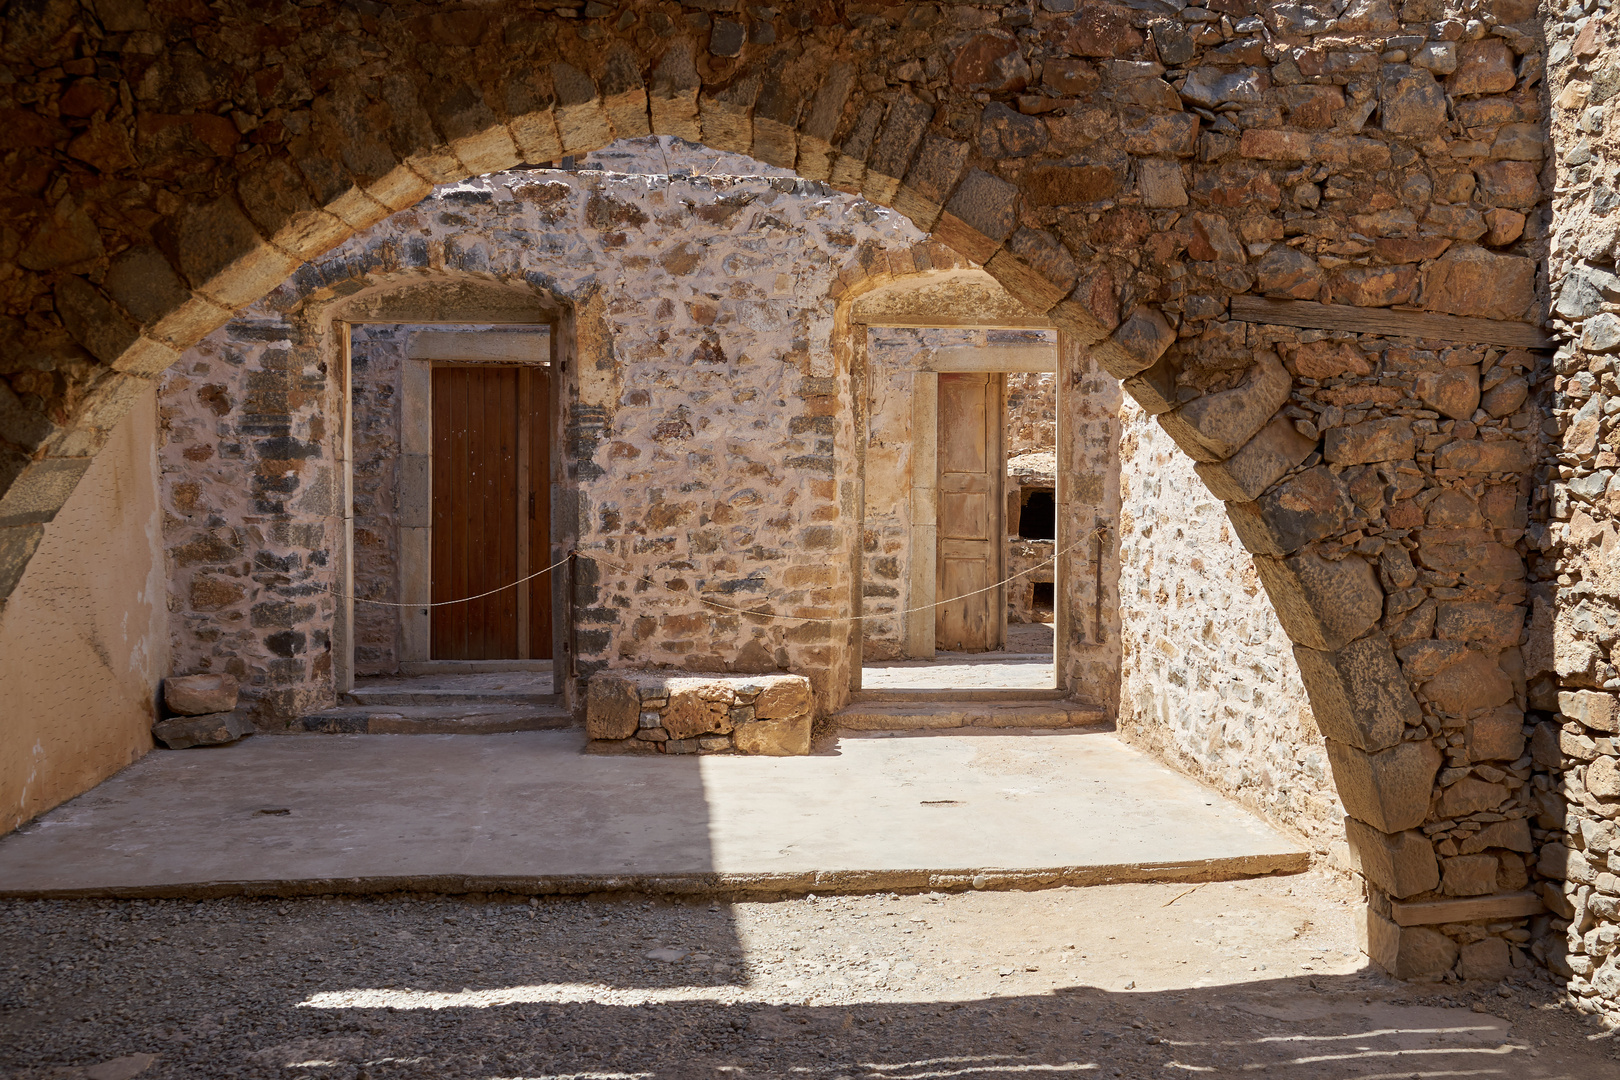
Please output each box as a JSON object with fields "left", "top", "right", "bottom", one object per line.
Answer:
{"left": 936, "top": 372, "right": 997, "bottom": 652}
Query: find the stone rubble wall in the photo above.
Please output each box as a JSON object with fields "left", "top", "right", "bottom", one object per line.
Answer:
{"left": 1008, "top": 372, "right": 1059, "bottom": 457}
{"left": 349, "top": 326, "right": 407, "bottom": 677}
{"left": 1117, "top": 397, "right": 1344, "bottom": 853}
{"left": 584, "top": 670, "right": 813, "bottom": 756}
{"left": 158, "top": 155, "right": 927, "bottom": 720}
{"left": 1539, "top": 3, "right": 1620, "bottom": 1022}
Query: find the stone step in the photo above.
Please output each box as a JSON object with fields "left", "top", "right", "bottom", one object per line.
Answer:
{"left": 398, "top": 660, "right": 554, "bottom": 675}
{"left": 850, "top": 687, "right": 1069, "bottom": 704}
{"left": 298, "top": 704, "right": 574, "bottom": 735}
{"left": 831, "top": 700, "right": 1108, "bottom": 731}
{"left": 343, "top": 687, "right": 559, "bottom": 707}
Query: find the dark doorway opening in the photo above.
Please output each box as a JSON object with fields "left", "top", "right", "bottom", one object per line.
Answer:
{"left": 1018, "top": 489, "right": 1056, "bottom": 540}
{"left": 1031, "top": 581, "right": 1055, "bottom": 617}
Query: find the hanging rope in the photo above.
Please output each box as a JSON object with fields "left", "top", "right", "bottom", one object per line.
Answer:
{"left": 314, "top": 525, "right": 1106, "bottom": 625}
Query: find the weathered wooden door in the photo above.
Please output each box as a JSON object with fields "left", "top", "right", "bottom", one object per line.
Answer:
{"left": 936, "top": 372, "right": 1004, "bottom": 652}
{"left": 430, "top": 365, "right": 552, "bottom": 660}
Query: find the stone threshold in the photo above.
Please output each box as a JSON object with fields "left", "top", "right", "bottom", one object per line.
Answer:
{"left": 0, "top": 852, "right": 1311, "bottom": 902}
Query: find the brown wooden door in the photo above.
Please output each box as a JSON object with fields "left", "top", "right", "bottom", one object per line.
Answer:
{"left": 430, "top": 365, "right": 552, "bottom": 660}
{"left": 936, "top": 372, "right": 1004, "bottom": 652}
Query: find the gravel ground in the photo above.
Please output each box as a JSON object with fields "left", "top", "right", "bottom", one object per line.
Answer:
{"left": 2, "top": 869, "right": 1615, "bottom": 1079}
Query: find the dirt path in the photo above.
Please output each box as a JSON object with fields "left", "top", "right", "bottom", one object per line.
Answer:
{"left": 2, "top": 869, "right": 1613, "bottom": 1079}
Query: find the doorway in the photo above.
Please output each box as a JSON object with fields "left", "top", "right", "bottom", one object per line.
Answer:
{"left": 429, "top": 364, "right": 552, "bottom": 661}
{"left": 935, "top": 371, "right": 1005, "bottom": 653}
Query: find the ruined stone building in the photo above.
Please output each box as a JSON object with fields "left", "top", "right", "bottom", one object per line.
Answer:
{"left": 1, "top": 0, "right": 1618, "bottom": 1021}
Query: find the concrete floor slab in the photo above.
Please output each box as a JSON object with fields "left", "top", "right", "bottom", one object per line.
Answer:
{"left": 0, "top": 730, "right": 1308, "bottom": 899}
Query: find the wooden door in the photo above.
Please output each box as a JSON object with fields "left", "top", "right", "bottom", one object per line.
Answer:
{"left": 936, "top": 372, "right": 1004, "bottom": 652}
{"left": 430, "top": 365, "right": 552, "bottom": 660}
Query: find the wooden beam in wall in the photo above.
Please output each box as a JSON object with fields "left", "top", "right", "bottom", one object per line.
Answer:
{"left": 1229, "top": 296, "right": 1554, "bottom": 351}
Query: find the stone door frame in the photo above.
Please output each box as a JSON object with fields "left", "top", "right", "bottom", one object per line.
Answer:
{"left": 897, "top": 345, "right": 1062, "bottom": 664}
{"left": 398, "top": 328, "right": 557, "bottom": 668}
{"left": 315, "top": 277, "right": 573, "bottom": 698}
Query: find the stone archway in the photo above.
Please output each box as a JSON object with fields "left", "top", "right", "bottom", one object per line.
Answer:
{"left": 2, "top": 3, "right": 1557, "bottom": 980}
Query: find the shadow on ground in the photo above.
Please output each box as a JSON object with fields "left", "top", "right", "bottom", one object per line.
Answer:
{"left": 1, "top": 890, "right": 1613, "bottom": 1080}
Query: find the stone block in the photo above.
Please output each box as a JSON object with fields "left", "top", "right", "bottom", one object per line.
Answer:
{"left": 1432, "top": 439, "right": 1531, "bottom": 473}
{"left": 1457, "top": 817, "right": 1533, "bottom": 854}
{"left": 1530, "top": 722, "right": 1563, "bottom": 770}
{"left": 1254, "top": 548, "right": 1383, "bottom": 652}
{"left": 1441, "top": 854, "right": 1500, "bottom": 896}
{"left": 1345, "top": 817, "right": 1439, "bottom": 898}
{"left": 1194, "top": 414, "right": 1316, "bottom": 503}
{"left": 935, "top": 169, "right": 1018, "bottom": 263}
{"left": 1256, "top": 246, "right": 1325, "bottom": 300}
{"left": 1158, "top": 352, "right": 1291, "bottom": 463}
{"left": 1227, "top": 465, "right": 1353, "bottom": 556}
{"left": 1326, "top": 738, "right": 1442, "bottom": 834}
{"left": 152, "top": 711, "right": 255, "bottom": 749}
{"left": 1324, "top": 417, "right": 1417, "bottom": 466}
{"left": 1294, "top": 632, "right": 1420, "bottom": 752}
{"left": 157, "top": 196, "right": 302, "bottom": 310}
{"left": 163, "top": 673, "right": 240, "bottom": 717}
{"left": 754, "top": 676, "right": 811, "bottom": 719}
{"left": 1448, "top": 40, "right": 1517, "bottom": 96}
{"left": 0, "top": 458, "right": 92, "bottom": 528}
{"left": 1138, "top": 159, "right": 1187, "bottom": 208}
{"left": 1095, "top": 306, "right": 1175, "bottom": 380}
{"left": 1459, "top": 937, "right": 1513, "bottom": 982}
{"left": 663, "top": 683, "right": 736, "bottom": 740}
{"left": 1421, "top": 651, "right": 1514, "bottom": 716}
{"left": 1365, "top": 910, "right": 1459, "bottom": 980}
{"left": 1537, "top": 843, "right": 1595, "bottom": 884}
{"left": 1589, "top": 756, "right": 1620, "bottom": 799}
{"left": 1466, "top": 706, "right": 1526, "bottom": 762}
{"left": 1414, "top": 367, "right": 1480, "bottom": 421}
{"left": 1435, "top": 602, "right": 1523, "bottom": 647}
{"left": 1378, "top": 64, "right": 1447, "bottom": 134}
{"left": 586, "top": 674, "right": 640, "bottom": 740}
{"left": 733, "top": 714, "right": 811, "bottom": 756}
{"left": 1560, "top": 689, "right": 1620, "bottom": 733}
{"left": 1420, "top": 246, "right": 1536, "bottom": 321}
{"left": 1438, "top": 776, "right": 1510, "bottom": 817}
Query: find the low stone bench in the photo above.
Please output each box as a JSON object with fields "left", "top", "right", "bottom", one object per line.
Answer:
{"left": 585, "top": 671, "right": 813, "bottom": 756}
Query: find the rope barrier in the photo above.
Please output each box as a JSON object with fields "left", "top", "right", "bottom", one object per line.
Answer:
{"left": 315, "top": 552, "right": 574, "bottom": 608}
{"left": 315, "top": 526, "right": 1106, "bottom": 625}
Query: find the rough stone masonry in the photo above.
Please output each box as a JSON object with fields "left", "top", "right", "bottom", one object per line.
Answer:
{"left": 1, "top": 0, "right": 1615, "bottom": 1016}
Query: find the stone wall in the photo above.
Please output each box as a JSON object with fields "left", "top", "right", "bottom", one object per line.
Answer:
{"left": 1117, "top": 397, "right": 1343, "bottom": 853}
{"left": 0, "top": 389, "right": 166, "bottom": 836}
{"left": 349, "top": 326, "right": 407, "bottom": 677}
{"left": 1007, "top": 372, "right": 1058, "bottom": 457}
{"left": 1537, "top": 4, "right": 1620, "bottom": 1021}
{"left": 158, "top": 148, "right": 929, "bottom": 718}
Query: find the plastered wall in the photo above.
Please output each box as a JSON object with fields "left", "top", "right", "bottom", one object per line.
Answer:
{"left": 0, "top": 389, "right": 166, "bottom": 836}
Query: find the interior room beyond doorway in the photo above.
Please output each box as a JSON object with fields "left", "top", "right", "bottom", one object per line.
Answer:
{"left": 859, "top": 323, "right": 1060, "bottom": 694}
